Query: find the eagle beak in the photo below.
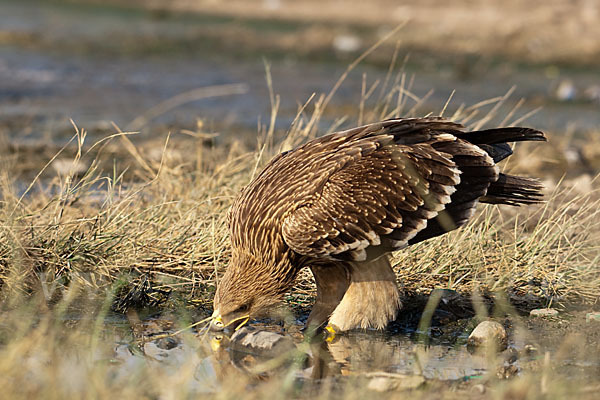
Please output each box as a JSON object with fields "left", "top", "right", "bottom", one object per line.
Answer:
{"left": 209, "top": 312, "right": 250, "bottom": 332}
{"left": 210, "top": 311, "right": 225, "bottom": 332}
{"left": 233, "top": 315, "right": 250, "bottom": 331}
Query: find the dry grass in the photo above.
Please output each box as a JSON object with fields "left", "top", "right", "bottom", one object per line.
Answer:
{"left": 1, "top": 57, "right": 598, "bottom": 311}
{"left": 392, "top": 178, "right": 600, "bottom": 306}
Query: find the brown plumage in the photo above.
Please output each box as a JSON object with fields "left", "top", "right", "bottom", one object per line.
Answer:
{"left": 211, "top": 117, "right": 545, "bottom": 333}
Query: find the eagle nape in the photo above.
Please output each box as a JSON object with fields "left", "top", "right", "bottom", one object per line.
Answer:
{"left": 211, "top": 117, "right": 546, "bottom": 335}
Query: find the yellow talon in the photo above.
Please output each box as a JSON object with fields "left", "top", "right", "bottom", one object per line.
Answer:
{"left": 324, "top": 325, "right": 337, "bottom": 342}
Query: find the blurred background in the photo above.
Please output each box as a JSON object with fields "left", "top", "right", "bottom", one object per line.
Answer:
{"left": 1, "top": 0, "right": 600, "bottom": 160}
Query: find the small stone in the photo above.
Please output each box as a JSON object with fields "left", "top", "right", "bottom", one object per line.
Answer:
{"left": 524, "top": 344, "right": 538, "bottom": 354}
{"left": 366, "top": 372, "right": 425, "bottom": 392}
{"left": 467, "top": 321, "right": 508, "bottom": 352}
{"left": 496, "top": 364, "right": 519, "bottom": 379}
{"left": 585, "top": 312, "right": 600, "bottom": 323}
{"left": 143, "top": 342, "right": 169, "bottom": 360}
{"left": 529, "top": 308, "right": 559, "bottom": 318}
{"left": 156, "top": 336, "right": 179, "bottom": 350}
{"left": 230, "top": 327, "right": 296, "bottom": 357}
{"left": 333, "top": 34, "right": 362, "bottom": 53}
{"left": 583, "top": 85, "right": 600, "bottom": 103}
{"left": 502, "top": 347, "right": 519, "bottom": 364}
{"left": 472, "top": 384, "right": 486, "bottom": 394}
{"left": 563, "top": 146, "right": 585, "bottom": 166}
{"left": 554, "top": 79, "right": 576, "bottom": 101}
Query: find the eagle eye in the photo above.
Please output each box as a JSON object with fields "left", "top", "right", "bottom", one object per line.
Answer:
{"left": 236, "top": 303, "right": 249, "bottom": 313}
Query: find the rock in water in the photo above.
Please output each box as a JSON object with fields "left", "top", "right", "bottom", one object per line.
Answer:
{"left": 230, "top": 327, "right": 296, "bottom": 358}
{"left": 471, "top": 384, "right": 486, "bottom": 394}
{"left": 366, "top": 372, "right": 425, "bottom": 392}
{"left": 529, "top": 308, "right": 559, "bottom": 318}
{"left": 467, "top": 321, "right": 508, "bottom": 352}
{"left": 586, "top": 312, "right": 600, "bottom": 323}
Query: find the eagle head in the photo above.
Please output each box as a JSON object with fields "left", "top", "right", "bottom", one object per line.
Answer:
{"left": 210, "top": 250, "right": 297, "bottom": 332}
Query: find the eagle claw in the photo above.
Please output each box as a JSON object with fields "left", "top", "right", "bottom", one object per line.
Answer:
{"left": 324, "top": 325, "right": 338, "bottom": 342}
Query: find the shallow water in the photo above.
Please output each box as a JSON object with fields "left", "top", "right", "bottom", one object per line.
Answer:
{"left": 98, "top": 310, "right": 600, "bottom": 394}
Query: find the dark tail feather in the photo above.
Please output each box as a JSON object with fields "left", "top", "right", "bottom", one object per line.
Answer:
{"left": 478, "top": 143, "right": 513, "bottom": 163}
{"left": 457, "top": 127, "right": 546, "bottom": 145}
{"left": 457, "top": 126, "right": 546, "bottom": 163}
{"left": 409, "top": 123, "right": 546, "bottom": 245}
{"left": 479, "top": 174, "right": 544, "bottom": 206}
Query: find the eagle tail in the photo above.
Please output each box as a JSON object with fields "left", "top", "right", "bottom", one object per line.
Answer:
{"left": 457, "top": 127, "right": 547, "bottom": 163}
{"left": 479, "top": 173, "right": 544, "bottom": 206}
{"left": 455, "top": 126, "right": 546, "bottom": 206}
{"left": 456, "top": 127, "right": 546, "bottom": 145}
{"left": 408, "top": 125, "right": 546, "bottom": 245}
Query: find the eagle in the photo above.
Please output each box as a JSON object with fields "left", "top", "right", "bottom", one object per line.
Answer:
{"left": 211, "top": 118, "right": 545, "bottom": 334}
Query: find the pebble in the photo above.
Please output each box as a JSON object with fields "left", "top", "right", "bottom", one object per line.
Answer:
{"left": 496, "top": 364, "right": 520, "bottom": 379}
{"left": 332, "top": 34, "right": 362, "bottom": 53}
{"left": 502, "top": 347, "right": 519, "bottom": 364}
{"left": 366, "top": 372, "right": 425, "bottom": 392}
{"left": 529, "top": 308, "right": 559, "bottom": 318}
{"left": 585, "top": 312, "right": 600, "bottom": 323}
{"left": 524, "top": 344, "right": 538, "bottom": 354}
{"left": 230, "top": 327, "right": 296, "bottom": 357}
{"left": 467, "top": 321, "right": 508, "bottom": 352}
{"left": 583, "top": 85, "right": 600, "bottom": 103}
{"left": 143, "top": 341, "right": 178, "bottom": 360}
{"left": 471, "top": 384, "right": 486, "bottom": 394}
{"left": 156, "top": 336, "right": 179, "bottom": 350}
{"left": 554, "top": 79, "right": 576, "bottom": 101}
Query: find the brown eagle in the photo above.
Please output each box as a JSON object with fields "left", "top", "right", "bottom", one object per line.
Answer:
{"left": 211, "top": 118, "right": 545, "bottom": 334}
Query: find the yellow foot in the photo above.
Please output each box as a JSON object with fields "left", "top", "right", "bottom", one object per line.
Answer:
{"left": 324, "top": 325, "right": 338, "bottom": 343}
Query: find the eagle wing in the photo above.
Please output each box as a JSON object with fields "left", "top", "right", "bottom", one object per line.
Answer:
{"left": 281, "top": 118, "right": 497, "bottom": 262}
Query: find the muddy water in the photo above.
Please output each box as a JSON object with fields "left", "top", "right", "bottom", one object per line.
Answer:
{"left": 2, "top": 1, "right": 600, "bottom": 147}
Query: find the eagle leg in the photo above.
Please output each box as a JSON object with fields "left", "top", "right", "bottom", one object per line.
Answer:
{"left": 328, "top": 256, "right": 402, "bottom": 332}
{"left": 306, "top": 263, "right": 350, "bottom": 333}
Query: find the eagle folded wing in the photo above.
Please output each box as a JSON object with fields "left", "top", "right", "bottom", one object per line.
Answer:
{"left": 281, "top": 133, "right": 467, "bottom": 262}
